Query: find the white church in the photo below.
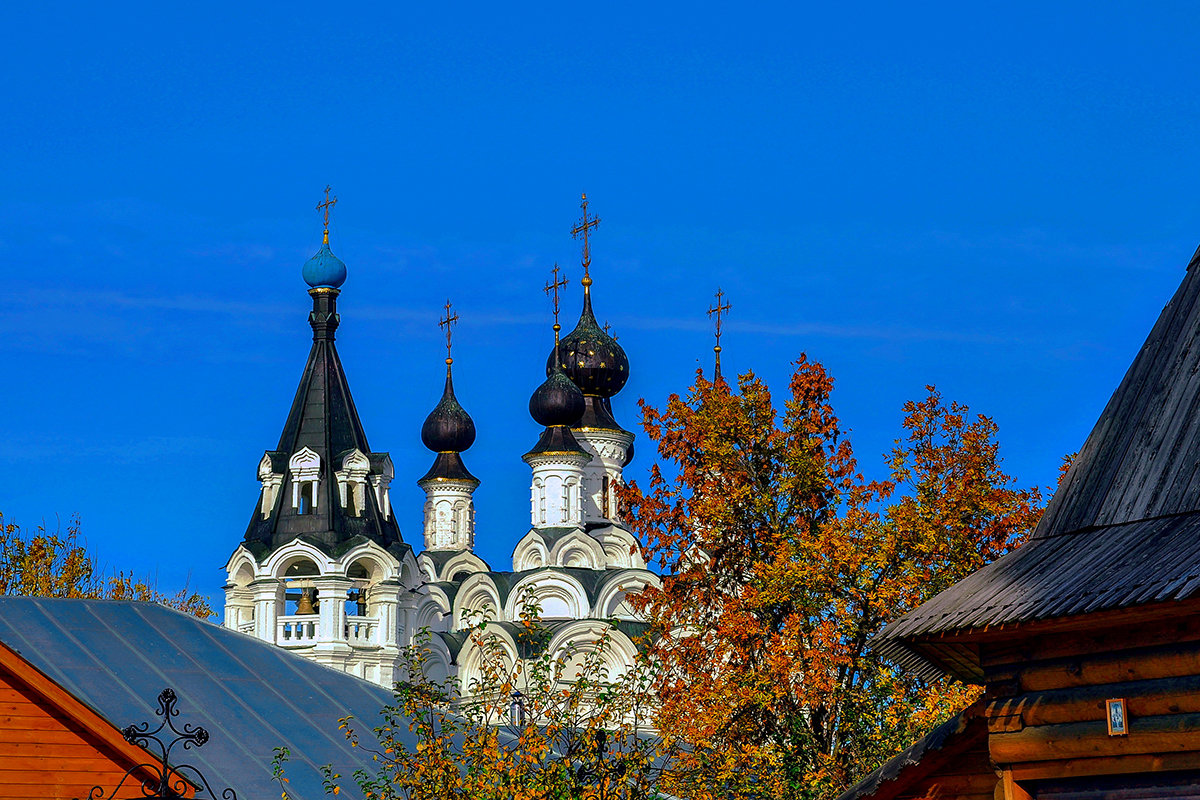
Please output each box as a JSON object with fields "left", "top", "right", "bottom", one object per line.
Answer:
{"left": 221, "top": 195, "right": 659, "bottom": 689}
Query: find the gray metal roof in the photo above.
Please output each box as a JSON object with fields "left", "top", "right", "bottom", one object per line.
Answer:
{"left": 876, "top": 247, "right": 1200, "bottom": 678}
{"left": 0, "top": 597, "right": 410, "bottom": 800}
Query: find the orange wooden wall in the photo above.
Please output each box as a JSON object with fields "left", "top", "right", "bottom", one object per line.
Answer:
{"left": 0, "top": 670, "right": 148, "bottom": 800}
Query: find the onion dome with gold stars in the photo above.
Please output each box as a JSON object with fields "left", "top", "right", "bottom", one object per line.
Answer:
{"left": 545, "top": 280, "right": 629, "bottom": 398}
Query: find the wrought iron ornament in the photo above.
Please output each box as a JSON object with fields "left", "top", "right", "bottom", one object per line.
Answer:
{"left": 571, "top": 192, "right": 600, "bottom": 282}
{"left": 707, "top": 288, "right": 732, "bottom": 379}
{"left": 80, "top": 687, "right": 237, "bottom": 800}
{"left": 545, "top": 262, "right": 569, "bottom": 343}
{"left": 317, "top": 185, "right": 337, "bottom": 244}
{"left": 439, "top": 299, "right": 459, "bottom": 364}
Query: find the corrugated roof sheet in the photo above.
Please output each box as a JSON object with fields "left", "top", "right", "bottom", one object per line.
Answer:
{"left": 876, "top": 247, "right": 1200, "bottom": 672}
{"left": 0, "top": 598, "right": 410, "bottom": 800}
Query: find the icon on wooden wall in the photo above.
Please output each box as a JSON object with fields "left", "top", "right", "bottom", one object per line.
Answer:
{"left": 1106, "top": 698, "right": 1128, "bottom": 736}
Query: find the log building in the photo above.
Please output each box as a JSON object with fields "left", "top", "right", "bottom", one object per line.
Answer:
{"left": 844, "top": 245, "right": 1200, "bottom": 800}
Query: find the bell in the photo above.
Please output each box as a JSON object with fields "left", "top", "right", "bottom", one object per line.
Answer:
{"left": 296, "top": 587, "right": 316, "bottom": 615}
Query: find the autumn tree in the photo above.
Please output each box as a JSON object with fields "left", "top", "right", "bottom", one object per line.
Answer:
{"left": 618, "top": 359, "right": 1044, "bottom": 799}
{"left": 280, "top": 588, "right": 679, "bottom": 800}
{"left": 0, "top": 512, "right": 213, "bottom": 618}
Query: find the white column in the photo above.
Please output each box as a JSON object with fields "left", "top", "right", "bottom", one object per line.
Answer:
{"left": 251, "top": 580, "right": 282, "bottom": 644}
{"left": 315, "top": 577, "right": 351, "bottom": 644}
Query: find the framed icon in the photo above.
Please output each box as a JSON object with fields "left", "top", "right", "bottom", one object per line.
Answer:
{"left": 1106, "top": 698, "right": 1127, "bottom": 736}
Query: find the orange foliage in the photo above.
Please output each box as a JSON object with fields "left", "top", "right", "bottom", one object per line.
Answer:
{"left": 0, "top": 512, "right": 213, "bottom": 618}
{"left": 296, "top": 589, "right": 677, "bottom": 800}
{"left": 618, "top": 360, "right": 1044, "bottom": 799}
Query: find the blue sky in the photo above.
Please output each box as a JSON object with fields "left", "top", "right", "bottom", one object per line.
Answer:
{"left": 4, "top": 3, "right": 1199, "bottom": 604}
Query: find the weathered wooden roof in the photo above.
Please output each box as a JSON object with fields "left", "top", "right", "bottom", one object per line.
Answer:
{"left": 877, "top": 245, "right": 1200, "bottom": 677}
{"left": 836, "top": 704, "right": 987, "bottom": 800}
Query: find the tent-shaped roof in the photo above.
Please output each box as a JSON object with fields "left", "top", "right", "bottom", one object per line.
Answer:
{"left": 877, "top": 246, "right": 1200, "bottom": 679}
{"left": 0, "top": 598, "right": 406, "bottom": 799}
{"left": 242, "top": 285, "right": 406, "bottom": 558}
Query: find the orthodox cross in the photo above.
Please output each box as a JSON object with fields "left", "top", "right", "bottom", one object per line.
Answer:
{"left": 544, "top": 262, "right": 569, "bottom": 342}
{"left": 316, "top": 185, "right": 338, "bottom": 244}
{"left": 571, "top": 192, "right": 600, "bottom": 282}
{"left": 707, "top": 288, "right": 732, "bottom": 378}
{"left": 439, "top": 299, "right": 459, "bottom": 365}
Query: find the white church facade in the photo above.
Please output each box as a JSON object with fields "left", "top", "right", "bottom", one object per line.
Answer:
{"left": 222, "top": 195, "right": 658, "bottom": 689}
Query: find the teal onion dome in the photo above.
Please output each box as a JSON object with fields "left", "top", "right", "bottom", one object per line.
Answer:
{"left": 303, "top": 243, "right": 348, "bottom": 289}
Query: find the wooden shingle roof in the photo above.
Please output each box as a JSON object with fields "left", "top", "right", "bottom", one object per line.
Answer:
{"left": 877, "top": 245, "right": 1200, "bottom": 678}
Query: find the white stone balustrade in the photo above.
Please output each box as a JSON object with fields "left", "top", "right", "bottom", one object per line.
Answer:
{"left": 275, "top": 614, "right": 380, "bottom": 647}
{"left": 344, "top": 617, "right": 379, "bottom": 645}
{"left": 277, "top": 615, "right": 320, "bottom": 645}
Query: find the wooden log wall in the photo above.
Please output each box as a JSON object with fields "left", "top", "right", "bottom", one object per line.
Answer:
{"left": 894, "top": 736, "right": 995, "bottom": 800}
{"left": 980, "top": 613, "right": 1200, "bottom": 782}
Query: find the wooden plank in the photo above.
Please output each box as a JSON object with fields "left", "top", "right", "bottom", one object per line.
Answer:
{"left": 1009, "top": 751, "right": 1200, "bottom": 781}
{"left": 1004, "top": 643, "right": 1200, "bottom": 693}
{"left": 981, "top": 610, "right": 1200, "bottom": 669}
{"left": 990, "top": 712, "right": 1200, "bottom": 763}
{"left": 987, "top": 675, "right": 1200, "bottom": 726}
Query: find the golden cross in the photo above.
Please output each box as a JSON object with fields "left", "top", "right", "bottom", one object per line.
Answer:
{"left": 707, "top": 288, "right": 732, "bottom": 378}
{"left": 316, "top": 185, "right": 338, "bottom": 244}
{"left": 544, "top": 262, "right": 569, "bottom": 340}
{"left": 439, "top": 299, "right": 459, "bottom": 364}
{"left": 603, "top": 320, "right": 619, "bottom": 342}
{"left": 570, "top": 192, "right": 601, "bottom": 282}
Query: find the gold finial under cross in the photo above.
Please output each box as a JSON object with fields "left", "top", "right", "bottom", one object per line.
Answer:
{"left": 707, "top": 288, "right": 732, "bottom": 379}
{"left": 571, "top": 192, "right": 600, "bottom": 285}
{"left": 439, "top": 299, "right": 459, "bottom": 365}
{"left": 544, "top": 262, "right": 569, "bottom": 343}
{"left": 316, "top": 185, "right": 338, "bottom": 245}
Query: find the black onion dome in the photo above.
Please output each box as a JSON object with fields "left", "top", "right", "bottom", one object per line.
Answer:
{"left": 530, "top": 364, "right": 585, "bottom": 428}
{"left": 421, "top": 367, "right": 476, "bottom": 452}
{"left": 546, "top": 288, "right": 629, "bottom": 398}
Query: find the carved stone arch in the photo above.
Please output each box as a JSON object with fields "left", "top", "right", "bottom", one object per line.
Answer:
{"left": 592, "top": 569, "right": 660, "bottom": 619}
{"left": 438, "top": 550, "right": 489, "bottom": 583}
{"left": 264, "top": 540, "right": 334, "bottom": 579}
{"left": 417, "top": 554, "right": 440, "bottom": 583}
{"left": 413, "top": 596, "right": 449, "bottom": 634}
{"left": 229, "top": 560, "right": 256, "bottom": 589}
{"left": 505, "top": 572, "right": 588, "bottom": 621}
{"left": 453, "top": 573, "right": 503, "bottom": 629}
{"left": 547, "top": 620, "right": 639, "bottom": 682}
{"left": 341, "top": 448, "right": 370, "bottom": 472}
{"left": 257, "top": 452, "right": 276, "bottom": 481}
{"left": 289, "top": 447, "right": 321, "bottom": 471}
{"left": 335, "top": 542, "right": 400, "bottom": 584}
{"left": 223, "top": 545, "right": 260, "bottom": 581}
{"left": 512, "top": 531, "right": 550, "bottom": 572}
{"left": 422, "top": 585, "right": 453, "bottom": 619}
{"left": 592, "top": 526, "right": 645, "bottom": 569}
{"left": 548, "top": 530, "right": 605, "bottom": 570}
{"left": 457, "top": 625, "right": 519, "bottom": 698}
{"left": 422, "top": 636, "right": 453, "bottom": 684}
{"left": 397, "top": 551, "right": 421, "bottom": 589}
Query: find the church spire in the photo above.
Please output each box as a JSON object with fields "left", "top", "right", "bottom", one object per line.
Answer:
{"left": 419, "top": 301, "right": 479, "bottom": 552}
{"left": 242, "top": 191, "right": 403, "bottom": 558}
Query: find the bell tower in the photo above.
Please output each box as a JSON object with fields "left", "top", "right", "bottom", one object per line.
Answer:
{"left": 223, "top": 190, "right": 425, "bottom": 687}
